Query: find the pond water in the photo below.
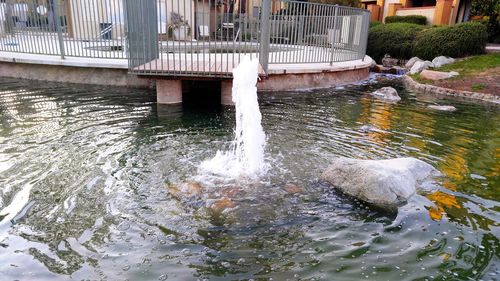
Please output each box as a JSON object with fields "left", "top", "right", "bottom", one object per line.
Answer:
{"left": 0, "top": 76, "right": 498, "bottom": 280}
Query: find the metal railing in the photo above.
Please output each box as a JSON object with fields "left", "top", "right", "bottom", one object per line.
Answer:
{"left": 268, "top": 2, "right": 370, "bottom": 64}
{"left": 0, "top": 0, "right": 127, "bottom": 59}
{"left": 0, "top": 0, "right": 370, "bottom": 77}
{"left": 126, "top": 0, "right": 371, "bottom": 78}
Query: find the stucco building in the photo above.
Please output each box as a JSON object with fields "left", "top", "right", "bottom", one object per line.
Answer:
{"left": 362, "top": 0, "right": 472, "bottom": 25}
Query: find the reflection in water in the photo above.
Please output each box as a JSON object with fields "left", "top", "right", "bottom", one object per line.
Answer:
{"left": 358, "top": 97, "right": 395, "bottom": 144}
{"left": 0, "top": 77, "right": 498, "bottom": 280}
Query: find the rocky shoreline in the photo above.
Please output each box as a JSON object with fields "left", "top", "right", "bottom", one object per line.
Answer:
{"left": 404, "top": 75, "right": 500, "bottom": 105}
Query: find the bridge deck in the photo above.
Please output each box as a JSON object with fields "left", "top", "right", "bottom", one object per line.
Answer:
{"left": 134, "top": 57, "right": 266, "bottom": 77}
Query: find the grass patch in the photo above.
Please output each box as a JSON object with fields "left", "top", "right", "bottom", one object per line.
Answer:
{"left": 407, "top": 54, "right": 500, "bottom": 94}
{"left": 471, "top": 83, "right": 486, "bottom": 91}
{"left": 409, "top": 54, "right": 500, "bottom": 85}
{"left": 436, "top": 53, "right": 500, "bottom": 78}
{"left": 409, "top": 73, "right": 431, "bottom": 84}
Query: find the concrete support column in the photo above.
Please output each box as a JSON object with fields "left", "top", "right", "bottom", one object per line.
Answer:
{"left": 433, "top": 0, "right": 453, "bottom": 25}
{"left": 157, "top": 79, "right": 182, "bottom": 104}
{"left": 221, "top": 80, "right": 234, "bottom": 106}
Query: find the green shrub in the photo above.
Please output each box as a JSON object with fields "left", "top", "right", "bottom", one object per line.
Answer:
{"left": 479, "top": 18, "right": 500, "bottom": 43}
{"left": 367, "top": 23, "right": 426, "bottom": 63}
{"left": 413, "top": 22, "right": 488, "bottom": 60}
{"left": 370, "top": 21, "right": 382, "bottom": 28}
{"left": 385, "top": 15, "right": 427, "bottom": 25}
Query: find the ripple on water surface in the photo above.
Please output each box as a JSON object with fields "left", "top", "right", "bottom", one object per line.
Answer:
{"left": 0, "top": 77, "right": 498, "bottom": 280}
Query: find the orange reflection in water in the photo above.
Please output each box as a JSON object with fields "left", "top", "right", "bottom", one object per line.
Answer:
{"left": 427, "top": 134, "right": 471, "bottom": 221}
{"left": 357, "top": 99, "right": 394, "bottom": 144}
{"left": 486, "top": 147, "right": 500, "bottom": 178}
{"left": 426, "top": 190, "right": 462, "bottom": 221}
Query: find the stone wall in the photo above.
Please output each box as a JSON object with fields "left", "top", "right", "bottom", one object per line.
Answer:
{"left": 0, "top": 61, "right": 154, "bottom": 88}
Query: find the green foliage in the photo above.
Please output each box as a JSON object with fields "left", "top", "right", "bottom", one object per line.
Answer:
{"left": 370, "top": 21, "right": 382, "bottom": 28}
{"left": 471, "top": 0, "right": 500, "bottom": 43}
{"left": 471, "top": 0, "right": 500, "bottom": 18}
{"left": 477, "top": 18, "right": 500, "bottom": 43}
{"left": 413, "top": 22, "right": 488, "bottom": 60}
{"left": 367, "top": 23, "right": 426, "bottom": 63}
{"left": 385, "top": 15, "right": 427, "bottom": 25}
{"left": 471, "top": 83, "right": 486, "bottom": 91}
{"left": 437, "top": 53, "right": 500, "bottom": 75}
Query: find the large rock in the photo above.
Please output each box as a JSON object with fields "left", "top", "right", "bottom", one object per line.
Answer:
{"left": 321, "top": 158, "right": 441, "bottom": 210}
{"left": 370, "top": 87, "right": 401, "bottom": 102}
{"left": 405, "top": 57, "right": 422, "bottom": 69}
{"left": 432, "top": 56, "right": 455, "bottom": 68}
{"left": 420, "top": 70, "right": 459, "bottom": 80}
{"left": 410, "top": 60, "right": 434, "bottom": 74}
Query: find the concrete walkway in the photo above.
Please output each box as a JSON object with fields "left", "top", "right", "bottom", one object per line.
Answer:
{"left": 0, "top": 51, "right": 127, "bottom": 69}
{"left": 0, "top": 50, "right": 373, "bottom": 76}
{"left": 486, "top": 44, "right": 500, "bottom": 53}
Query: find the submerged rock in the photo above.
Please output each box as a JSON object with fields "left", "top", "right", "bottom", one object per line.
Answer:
{"left": 432, "top": 56, "right": 455, "bottom": 68}
{"left": 359, "top": 124, "right": 386, "bottom": 133}
{"left": 410, "top": 60, "right": 434, "bottom": 74}
{"left": 167, "top": 181, "right": 203, "bottom": 200}
{"left": 284, "top": 183, "right": 302, "bottom": 194}
{"left": 209, "top": 197, "right": 236, "bottom": 214}
{"left": 321, "top": 157, "right": 441, "bottom": 210}
{"left": 420, "top": 70, "right": 459, "bottom": 80}
{"left": 428, "top": 105, "right": 457, "bottom": 112}
{"left": 370, "top": 87, "right": 401, "bottom": 102}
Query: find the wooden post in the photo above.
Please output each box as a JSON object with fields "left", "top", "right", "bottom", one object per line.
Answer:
{"left": 433, "top": 0, "right": 453, "bottom": 25}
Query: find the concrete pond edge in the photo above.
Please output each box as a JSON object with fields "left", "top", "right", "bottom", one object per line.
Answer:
{"left": 403, "top": 75, "right": 500, "bottom": 105}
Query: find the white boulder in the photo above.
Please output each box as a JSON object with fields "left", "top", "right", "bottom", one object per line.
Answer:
{"left": 370, "top": 87, "right": 401, "bottom": 102}
{"left": 405, "top": 57, "right": 422, "bottom": 69}
{"left": 321, "top": 157, "right": 441, "bottom": 210}
{"left": 432, "top": 56, "right": 455, "bottom": 68}
{"left": 420, "top": 70, "right": 459, "bottom": 80}
{"left": 410, "top": 60, "right": 434, "bottom": 74}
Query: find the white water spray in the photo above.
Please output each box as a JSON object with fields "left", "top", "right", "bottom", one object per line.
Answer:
{"left": 199, "top": 56, "right": 267, "bottom": 178}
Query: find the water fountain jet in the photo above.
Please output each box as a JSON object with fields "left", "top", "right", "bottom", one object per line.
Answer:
{"left": 199, "top": 56, "right": 267, "bottom": 179}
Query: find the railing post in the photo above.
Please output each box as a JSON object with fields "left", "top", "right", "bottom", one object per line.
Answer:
{"left": 5, "top": 0, "right": 15, "bottom": 36}
{"left": 259, "top": 0, "right": 272, "bottom": 73}
{"left": 362, "top": 13, "right": 370, "bottom": 61}
{"left": 53, "top": 0, "right": 66, "bottom": 59}
{"left": 330, "top": 5, "right": 339, "bottom": 65}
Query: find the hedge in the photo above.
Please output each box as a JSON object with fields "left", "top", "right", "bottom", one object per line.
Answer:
{"left": 370, "top": 21, "right": 382, "bottom": 28}
{"left": 367, "top": 23, "right": 426, "bottom": 63}
{"left": 413, "top": 22, "right": 488, "bottom": 60}
{"left": 385, "top": 15, "right": 427, "bottom": 25}
{"left": 479, "top": 18, "right": 500, "bottom": 43}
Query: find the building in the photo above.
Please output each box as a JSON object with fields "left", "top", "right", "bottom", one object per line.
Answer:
{"left": 363, "top": 0, "right": 473, "bottom": 25}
